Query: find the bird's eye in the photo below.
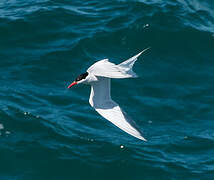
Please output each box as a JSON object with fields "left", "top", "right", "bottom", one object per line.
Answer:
{"left": 75, "top": 72, "right": 88, "bottom": 82}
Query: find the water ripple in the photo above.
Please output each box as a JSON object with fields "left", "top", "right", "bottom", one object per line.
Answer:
{"left": 0, "top": 0, "right": 214, "bottom": 179}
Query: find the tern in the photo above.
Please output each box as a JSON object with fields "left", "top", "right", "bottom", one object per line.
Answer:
{"left": 68, "top": 48, "right": 149, "bottom": 141}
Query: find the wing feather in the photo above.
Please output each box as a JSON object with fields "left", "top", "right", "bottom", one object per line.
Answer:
{"left": 87, "top": 59, "right": 132, "bottom": 78}
{"left": 89, "top": 77, "right": 146, "bottom": 141}
{"left": 87, "top": 48, "right": 150, "bottom": 79}
{"left": 96, "top": 105, "right": 146, "bottom": 141}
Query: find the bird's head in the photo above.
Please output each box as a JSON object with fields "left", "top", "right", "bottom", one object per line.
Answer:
{"left": 67, "top": 72, "right": 89, "bottom": 88}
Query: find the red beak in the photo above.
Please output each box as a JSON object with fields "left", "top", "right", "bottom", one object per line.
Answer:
{"left": 68, "top": 81, "right": 77, "bottom": 88}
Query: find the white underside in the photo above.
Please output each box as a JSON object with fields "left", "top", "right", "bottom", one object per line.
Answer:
{"left": 87, "top": 49, "right": 149, "bottom": 141}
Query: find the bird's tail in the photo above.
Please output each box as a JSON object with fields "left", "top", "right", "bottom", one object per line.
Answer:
{"left": 118, "top": 47, "right": 150, "bottom": 78}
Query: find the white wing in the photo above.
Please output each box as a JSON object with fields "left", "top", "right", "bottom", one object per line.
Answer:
{"left": 87, "top": 59, "right": 134, "bottom": 78}
{"left": 87, "top": 48, "right": 150, "bottom": 79}
{"left": 89, "top": 77, "right": 146, "bottom": 141}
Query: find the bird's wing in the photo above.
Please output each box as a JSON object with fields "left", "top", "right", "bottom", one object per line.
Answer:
{"left": 87, "top": 48, "right": 149, "bottom": 79}
{"left": 89, "top": 77, "right": 146, "bottom": 141}
{"left": 118, "top": 48, "right": 150, "bottom": 72}
{"left": 87, "top": 59, "right": 133, "bottom": 78}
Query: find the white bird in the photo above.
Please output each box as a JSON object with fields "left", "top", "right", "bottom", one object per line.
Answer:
{"left": 68, "top": 48, "right": 150, "bottom": 141}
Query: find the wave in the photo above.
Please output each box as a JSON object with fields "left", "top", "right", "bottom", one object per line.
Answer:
{"left": 0, "top": 0, "right": 214, "bottom": 179}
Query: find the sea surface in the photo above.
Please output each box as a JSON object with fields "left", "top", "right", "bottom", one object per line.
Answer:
{"left": 0, "top": 0, "right": 214, "bottom": 179}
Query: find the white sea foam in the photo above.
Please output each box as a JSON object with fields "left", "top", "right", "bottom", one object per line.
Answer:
{"left": 0, "top": 124, "right": 4, "bottom": 130}
{"left": 120, "top": 145, "right": 124, "bottom": 149}
{"left": 5, "top": 131, "right": 11, "bottom": 135}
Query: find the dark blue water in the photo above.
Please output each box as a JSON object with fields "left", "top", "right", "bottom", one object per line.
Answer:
{"left": 0, "top": 0, "right": 214, "bottom": 179}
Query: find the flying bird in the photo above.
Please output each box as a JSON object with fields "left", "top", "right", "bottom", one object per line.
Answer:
{"left": 68, "top": 48, "right": 150, "bottom": 141}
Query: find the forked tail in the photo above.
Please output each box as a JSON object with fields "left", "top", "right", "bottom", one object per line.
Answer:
{"left": 118, "top": 47, "right": 150, "bottom": 78}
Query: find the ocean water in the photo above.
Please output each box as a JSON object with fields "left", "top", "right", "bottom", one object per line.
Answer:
{"left": 0, "top": 0, "right": 214, "bottom": 179}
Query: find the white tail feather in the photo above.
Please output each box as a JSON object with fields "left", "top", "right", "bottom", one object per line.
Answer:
{"left": 117, "top": 47, "right": 150, "bottom": 78}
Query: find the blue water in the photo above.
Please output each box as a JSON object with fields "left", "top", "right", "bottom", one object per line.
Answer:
{"left": 0, "top": 0, "right": 214, "bottom": 179}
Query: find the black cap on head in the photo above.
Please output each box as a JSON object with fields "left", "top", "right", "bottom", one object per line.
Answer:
{"left": 75, "top": 72, "right": 88, "bottom": 82}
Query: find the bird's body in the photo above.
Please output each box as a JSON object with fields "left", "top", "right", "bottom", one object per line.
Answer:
{"left": 68, "top": 48, "right": 149, "bottom": 141}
